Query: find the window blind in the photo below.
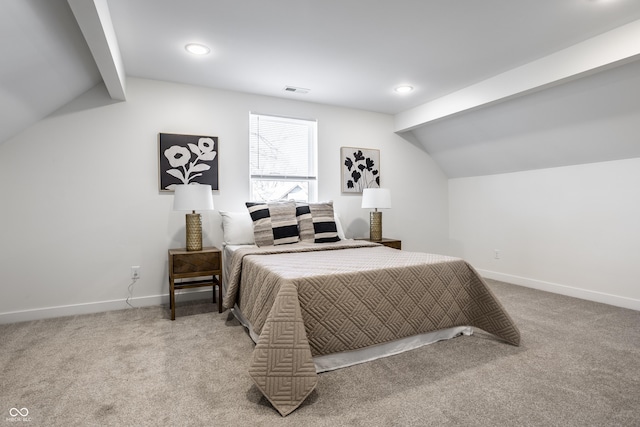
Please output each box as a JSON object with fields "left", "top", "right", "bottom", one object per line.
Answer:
{"left": 250, "top": 114, "right": 316, "bottom": 180}
{"left": 249, "top": 113, "right": 318, "bottom": 202}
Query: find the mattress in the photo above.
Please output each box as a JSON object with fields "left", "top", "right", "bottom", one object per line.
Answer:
{"left": 224, "top": 243, "right": 472, "bottom": 372}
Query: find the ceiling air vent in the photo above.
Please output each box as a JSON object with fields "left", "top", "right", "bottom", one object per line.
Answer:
{"left": 283, "top": 86, "right": 310, "bottom": 94}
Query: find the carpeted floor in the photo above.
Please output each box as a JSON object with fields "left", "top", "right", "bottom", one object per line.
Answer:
{"left": 1, "top": 280, "right": 639, "bottom": 426}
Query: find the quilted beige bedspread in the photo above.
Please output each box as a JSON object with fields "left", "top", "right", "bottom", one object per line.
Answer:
{"left": 222, "top": 240, "right": 520, "bottom": 416}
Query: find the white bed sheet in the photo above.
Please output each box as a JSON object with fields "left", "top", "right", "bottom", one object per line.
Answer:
{"left": 222, "top": 243, "right": 473, "bottom": 373}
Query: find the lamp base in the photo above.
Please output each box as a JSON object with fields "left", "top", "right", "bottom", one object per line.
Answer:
{"left": 185, "top": 212, "right": 203, "bottom": 251}
{"left": 369, "top": 211, "right": 382, "bottom": 241}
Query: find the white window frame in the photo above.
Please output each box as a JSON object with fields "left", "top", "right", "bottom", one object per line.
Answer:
{"left": 249, "top": 112, "right": 318, "bottom": 202}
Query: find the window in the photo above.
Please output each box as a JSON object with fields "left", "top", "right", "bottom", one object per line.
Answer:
{"left": 249, "top": 113, "right": 317, "bottom": 202}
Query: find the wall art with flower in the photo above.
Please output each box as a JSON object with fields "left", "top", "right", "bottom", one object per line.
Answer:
{"left": 159, "top": 133, "right": 219, "bottom": 191}
{"left": 341, "top": 147, "right": 380, "bottom": 193}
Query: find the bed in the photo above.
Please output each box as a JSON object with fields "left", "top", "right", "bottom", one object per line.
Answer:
{"left": 219, "top": 204, "right": 521, "bottom": 416}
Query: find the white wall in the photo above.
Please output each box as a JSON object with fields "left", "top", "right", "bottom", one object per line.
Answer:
{"left": 0, "top": 77, "right": 449, "bottom": 323}
{"left": 449, "top": 158, "right": 640, "bottom": 310}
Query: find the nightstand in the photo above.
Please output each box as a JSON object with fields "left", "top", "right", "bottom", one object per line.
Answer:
{"left": 168, "top": 247, "right": 222, "bottom": 320}
{"left": 356, "top": 237, "right": 402, "bottom": 250}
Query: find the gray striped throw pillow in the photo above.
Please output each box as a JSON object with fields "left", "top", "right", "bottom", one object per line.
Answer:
{"left": 296, "top": 201, "right": 340, "bottom": 243}
{"left": 246, "top": 201, "right": 299, "bottom": 247}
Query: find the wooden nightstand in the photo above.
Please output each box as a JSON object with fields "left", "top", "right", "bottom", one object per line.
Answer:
{"left": 168, "top": 247, "right": 222, "bottom": 320}
{"left": 356, "top": 237, "right": 402, "bottom": 250}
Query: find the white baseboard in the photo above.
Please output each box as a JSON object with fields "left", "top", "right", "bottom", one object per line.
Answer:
{"left": 0, "top": 289, "right": 214, "bottom": 324}
{"left": 4, "top": 272, "right": 637, "bottom": 323}
{"left": 478, "top": 269, "right": 640, "bottom": 311}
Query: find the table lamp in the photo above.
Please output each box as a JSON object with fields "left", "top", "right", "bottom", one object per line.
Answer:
{"left": 361, "top": 188, "right": 391, "bottom": 241}
{"left": 173, "top": 184, "right": 214, "bottom": 251}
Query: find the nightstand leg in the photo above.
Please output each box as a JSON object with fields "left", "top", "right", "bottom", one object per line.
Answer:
{"left": 169, "top": 277, "right": 176, "bottom": 321}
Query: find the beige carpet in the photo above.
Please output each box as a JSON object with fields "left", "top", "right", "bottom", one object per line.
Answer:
{"left": 1, "top": 280, "right": 639, "bottom": 426}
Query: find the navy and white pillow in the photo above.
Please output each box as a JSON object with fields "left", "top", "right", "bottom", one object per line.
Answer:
{"left": 246, "top": 201, "right": 299, "bottom": 247}
{"left": 296, "top": 201, "right": 340, "bottom": 243}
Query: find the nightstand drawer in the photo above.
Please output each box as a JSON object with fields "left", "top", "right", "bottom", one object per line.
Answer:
{"left": 356, "top": 237, "right": 402, "bottom": 250}
{"left": 171, "top": 249, "right": 220, "bottom": 274}
{"left": 381, "top": 239, "right": 401, "bottom": 250}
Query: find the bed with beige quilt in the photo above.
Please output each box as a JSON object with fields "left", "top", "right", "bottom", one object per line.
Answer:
{"left": 222, "top": 239, "right": 521, "bottom": 416}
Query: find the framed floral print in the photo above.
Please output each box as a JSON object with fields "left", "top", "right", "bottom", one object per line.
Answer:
{"left": 159, "top": 133, "right": 219, "bottom": 191}
{"left": 341, "top": 147, "right": 380, "bottom": 193}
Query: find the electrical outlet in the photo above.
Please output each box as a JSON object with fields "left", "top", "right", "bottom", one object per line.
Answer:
{"left": 494, "top": 250, "right": 501, "bottom": 260}
{"left": 131, "top": 266, "right": 141, "bottom": 280}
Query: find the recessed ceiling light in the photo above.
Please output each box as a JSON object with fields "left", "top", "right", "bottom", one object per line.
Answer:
{"left": 394, "top": 85, "right": 414, "bottom": 94}
{"left": 185, "top": 43, "right": 210, "bottom": 55}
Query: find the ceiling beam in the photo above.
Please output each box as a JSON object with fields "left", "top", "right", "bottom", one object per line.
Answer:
{"left": 395, "top": 19, "right": 640, "bottom": 133}
{"left": 68, "top": 0, "right": 126, "bottom": 101}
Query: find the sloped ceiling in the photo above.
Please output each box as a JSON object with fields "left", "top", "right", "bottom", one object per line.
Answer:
{"left": 409, "top": 58, "right": 640, "bottom": 177}
{"left": 0, "top": 0, "right": 101, "bottom": 145}
{"left": 1, "top": 0, "right": 639, "bottom": 178}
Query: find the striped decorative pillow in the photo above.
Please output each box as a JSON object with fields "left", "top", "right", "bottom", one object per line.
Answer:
{"left": 246, "top": 201, "right": 299, "bottom": 247}
{"left": 296, "top": 201, "right": 340, "bottom": 243}
{"left": 295, "top": 204, "right": 315, "bottom": 242}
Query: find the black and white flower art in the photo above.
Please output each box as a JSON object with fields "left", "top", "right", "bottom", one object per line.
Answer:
{"left": 341, "top": 147, "right": 380, "bottom": 193}
{"left": 159, "top": 133, "right": 219, "bottom": 191}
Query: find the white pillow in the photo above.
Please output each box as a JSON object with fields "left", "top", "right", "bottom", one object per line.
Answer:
{"left": 219, "top": 211, "right": 255, "bottom": 245}
{"left": 334, "top": 213, "right": 346, "bottom": 240}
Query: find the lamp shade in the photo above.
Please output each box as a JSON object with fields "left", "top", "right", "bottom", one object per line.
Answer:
{"left": 361, "top": 188, "right": 391, "bottom": 209}
{"left": 173, "top": 184, "right": 214, "bottom": 212}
